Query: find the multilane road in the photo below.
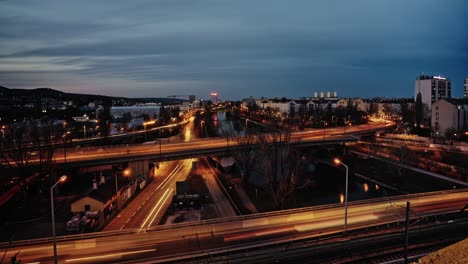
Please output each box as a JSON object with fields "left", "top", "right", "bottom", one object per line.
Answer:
{"left": 104, "top": 159, "right": 194, "bottom": 231}
{"left": 3, "top": 190, "right": 466, "bottom": 263}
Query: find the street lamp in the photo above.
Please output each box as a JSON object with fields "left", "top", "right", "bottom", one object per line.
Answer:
{"left": 323, "top": 121, "right": 328, "bottom": 140}
{"left": 333, "top": 158, "right": 349, "bottom": 234}
{"left": 143, "top": 120, "right": 156, "bottom": 141}
{"left": 123, "top": 168, "right": 131, "bottom": 177}
{"left": 51, "top": 175, "right": 68, "bottom": 264}
{"left": 201, "top": 120, "right": 205, "bottom": 137}
{"left": 1, "top": 125, "right": 5, "bottom": 145}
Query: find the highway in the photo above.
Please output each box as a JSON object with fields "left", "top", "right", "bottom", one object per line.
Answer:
{"left": 2, "top": 189, "right": 466, "bottom": 263}
{"left": 104, "top": 157, "right": 238, "bottom": 231}
{"left": 45, "top": 119, "right": 393, "bottom": 167}
{"left": 104, "top": 159, "right": 194, "bottom": 231}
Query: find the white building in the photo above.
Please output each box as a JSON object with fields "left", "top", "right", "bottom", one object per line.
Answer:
{"left": 255, "top": 98, "right": 297, "bottom": 114}
{"left": 313, "top": 91, "right": 337, "bottom": 98}
{"left": 432, "top": 98, "right": 468, "bottom": 135}
{"left": 110, "top": 104, "right": 161, "bottom": 119}
{"left": 335, "top": 98, "right": 369, "bottom": 113}
{"left": 415, "top": 75, "right": 451, "bottom": 110}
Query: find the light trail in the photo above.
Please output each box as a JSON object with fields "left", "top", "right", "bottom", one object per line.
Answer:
{"left": 64, "top": 248, "right": 157, "bottom": 263}
{"left": 157, "top": 165, "right": 182, "bottom": 190}
{"left": 147, "top": 188, "right": 174, "bottom": 227}
{"left": 140, "top": 188, "right": 173, "bottom": 229}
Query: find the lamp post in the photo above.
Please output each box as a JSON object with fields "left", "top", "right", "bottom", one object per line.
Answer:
{"left": 333, "top": 158, "right": 349, "bottom": 234}
{"left": 115, "top": 171, "right": 119, "bottom": 211}
{"left": 323, "top": 121, "right": 327, "bottom": 140}
{"left": 1, "top": 125, "right": 5, "bottom": 145}
{"left": 159, "top": 128, "right": 162, "bottom": 158}
{"left": 201, "top": 120, "right": 205, "bottom": 137}
{"left": 51, "top": 175, "right": 68, "bottom": 264}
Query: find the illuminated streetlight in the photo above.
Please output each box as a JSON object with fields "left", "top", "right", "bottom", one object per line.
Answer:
{"left": 323, "top": 121, "right": 328, "bottom": 140}
{"left": 143, "top": 120, "right": 156, "bottom": 141}
{"left": 51, "top": 175, "right": 68, "bottom": 264}
{"left": 1, "top": 125, "right": 5, "bottom": 144}
{"left": 333, "top": 158, "right": 349, "bottom": 234}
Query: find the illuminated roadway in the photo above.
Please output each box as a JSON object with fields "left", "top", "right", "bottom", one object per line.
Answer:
{"left": 2, "top": 189, "right": 466, "bottom": 263}
{"left": 104, "top": 159, "right": 194, "bottom": 231}
{"left": 46, "top": 120, "right": 393, "bottom": 167}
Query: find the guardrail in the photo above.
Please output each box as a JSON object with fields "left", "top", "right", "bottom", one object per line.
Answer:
{"left": 0, "top": 188, "right": 465, "bottom": 249}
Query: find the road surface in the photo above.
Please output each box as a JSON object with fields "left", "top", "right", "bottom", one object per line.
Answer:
{"left": 11, "top": 120, "right": 392, "bottom": 167}
{"left": 2, "top": 190, "right": 466, "bottom": 264}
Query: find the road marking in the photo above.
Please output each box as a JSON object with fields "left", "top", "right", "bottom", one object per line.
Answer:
{"left": 147, "top": 188, "right": 173, "bottom": 227}
{"left": 156, "top": 165, "right": 180, "bottom": 190}
{"left": 65, "top": 248, "right": 157, "bottom": 262}
{"left": 140, "top": 188, "right": 173, "bottom": 228}
{"left": 158, "top": 166, "right": 182, "bottom": 190}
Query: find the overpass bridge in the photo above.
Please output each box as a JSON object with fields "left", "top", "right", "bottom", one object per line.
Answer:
{"left": 64, "top": 120, "right": 392, "bottom": 167}
{"left": 11, "top": 120, "right": 392, "bottom": 178}
{"left": 1, "top": 189, "right": 466, "bottom": 263}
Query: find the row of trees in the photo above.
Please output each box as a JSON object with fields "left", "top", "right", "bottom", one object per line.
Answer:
{"left": 241, "top": 102, "right": 367, "bottom": 130}
{"left": 0, "top": 118, "right": 66, "bottom": 198}
{"left": 232, "top": 126, "right": 312, "bottom": 210}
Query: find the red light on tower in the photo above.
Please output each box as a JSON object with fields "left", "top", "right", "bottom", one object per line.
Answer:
{"left": 210, "top": 91, "right": 218, "bottom": 104}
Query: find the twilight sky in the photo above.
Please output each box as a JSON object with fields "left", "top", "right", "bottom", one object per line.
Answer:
{"left": 0, "top": 0, "right": 466, "bottom": 100}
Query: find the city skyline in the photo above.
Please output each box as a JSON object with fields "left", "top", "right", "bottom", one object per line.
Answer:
{"left": 0, "top": 0, "right": 467, "bottom": 100}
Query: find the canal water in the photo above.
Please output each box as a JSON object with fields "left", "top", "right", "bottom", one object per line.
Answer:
{"left": 203, "top": 111, "right": 462, "bottom": 208}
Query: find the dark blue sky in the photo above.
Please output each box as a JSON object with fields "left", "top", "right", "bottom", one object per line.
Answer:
{"left": 0, "top": 0, "right": 466, "bottom": 100}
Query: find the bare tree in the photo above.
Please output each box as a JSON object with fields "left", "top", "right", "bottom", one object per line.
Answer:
{"left": 257, "top": 126, "right": 298, "bottom": 210}
{"left": 32, "top": 119, "right": 61, "bottom": 180}
{"left": 0, "top": 125, "right": 33, "bottom": 176}
{"left": 220, "top": 120, "right": 234, "bottom": 148}
{"left": 233, "top": 134, "right": 258, "bottom": 183}
{"left": 389, "top": 145, "right": 413, "bottom": 178}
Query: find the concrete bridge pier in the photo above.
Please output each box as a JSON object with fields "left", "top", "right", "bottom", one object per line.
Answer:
{"left": 128, "top": 160, "right": 149, "bottom": 180}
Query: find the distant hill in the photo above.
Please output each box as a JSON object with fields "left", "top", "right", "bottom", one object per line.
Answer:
{"left": 133, "top": 97, "right": 188, "bottom": 104}
{"left": 0, "top": 86, "right": 188, "bottom": 106}
{"left": 0, "top": 86, "right": 132, "bottom": 105}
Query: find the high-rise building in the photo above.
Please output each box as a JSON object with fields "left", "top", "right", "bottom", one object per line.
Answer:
{"left": 414, "top": 75, "right": 451, "bottom": 109}
{"left": 313, "top": 91, "right": 337, "bottom": 98}
{"left": 464, "top": 78, "right": 468, "bottom": 98}
{"left": 210, "top": 92, "right": 218, "bottom": 105}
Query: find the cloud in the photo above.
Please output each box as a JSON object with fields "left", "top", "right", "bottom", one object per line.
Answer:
{"left": 0, "top": 0, "right": 467, "bottom": 99}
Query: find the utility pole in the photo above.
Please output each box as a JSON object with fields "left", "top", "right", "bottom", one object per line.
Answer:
{"left": 404, "top": 201, "right": 410, "bottom": 264}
